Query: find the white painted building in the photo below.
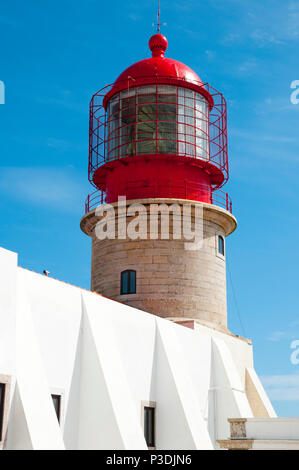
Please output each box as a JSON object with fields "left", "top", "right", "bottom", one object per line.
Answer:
{"left": 1, "top": 31, "right": 299, "bottom": 451}
{"left": 1, "top": 245, "right": 298, "bottom": 450}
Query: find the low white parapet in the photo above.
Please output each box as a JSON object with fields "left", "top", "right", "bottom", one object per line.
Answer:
{"left": 245, "top": 418, "right": 299, "bottom": 441}
{"left": 218, "top": 418, "right": 299, "bottom": 450}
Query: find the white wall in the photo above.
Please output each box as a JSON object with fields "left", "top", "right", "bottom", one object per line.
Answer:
{"left": 246, "top": 418, "right": 299, "bottom": 440}
{"left": 0, "top": 247, "right": 275, "bottom": 450}
{"left": 0, "top": 247, "right": 17, "bottom": 375}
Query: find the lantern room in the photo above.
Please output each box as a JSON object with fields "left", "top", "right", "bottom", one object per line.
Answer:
{"left": 105, "top": 85, "right": 209, "bottom": 162}
{"left": 86, "top": 33, "right": 230, "bottom": 211}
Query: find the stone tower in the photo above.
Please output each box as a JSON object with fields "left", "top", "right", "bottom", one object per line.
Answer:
{"left": 81, "top": 34, "right": 236, "bottom": 332}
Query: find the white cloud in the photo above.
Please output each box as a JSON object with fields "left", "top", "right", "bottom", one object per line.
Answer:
{"left": 266, "top": 318, "right": 299, "bottom": 343}
{"left": 221, "top": 33, "right": 241, "bottom": 45}
{"left": 218, "top": 1, "right": 299, "bottom": 47}
{"left": 46, "top": 138, "right": 85, "bottom": 152}
{"left": 267, "top": 388, "right": 299, "bottom": 401}
{"left": 254, "top": 96, "right": 299, "bottom": 116}
{"left": 229, "top": 128, "right": 296, "bottom": 144}
{"left": 205, "top": 50, "right": 215, "bottom": 60}
{"left": 251, "top": 29, "right": 285, "bottom": 46}
{"left": 0, "top": 16, "right": 18, "bottom": 27}
{"left": 261, "top": 374, "right": 299, "bottom": 391}
{"left": 36, "top": 95, "right": 87, "bottom": 114}
{"left": 287, "top": 1, "right": 299, "bottom": 39}
{"left": 0, "top": 167, "right": 87, "bottom": 213}
{"left": 128, "top": 13, "right": 142, "bottom": 21}
{"left": 267, "top": 331, "right": 289, "bottom": 342}
{"left": 237, "top": 58, "right": 257, "bottom": 74}
{"left": 261, "top": 374, "right": 299, "bottom": 401}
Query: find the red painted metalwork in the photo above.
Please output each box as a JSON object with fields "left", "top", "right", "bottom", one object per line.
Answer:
{"left": 101, "top": 157, "right": 212, "bottom": 204}
{"left": 86, "top": 34, "right": 231, "bottom": 210}
{"left": 149, "top": 34, "right": 168, "bottom": 56}
{"left": 85, "top": 186, "right": 232, "bottom": 214}
{"left": 85, "top": 189, "right": 106, "bottom": 214}
{"left": 103, "top": 34, "right": 213, "bottom": 109}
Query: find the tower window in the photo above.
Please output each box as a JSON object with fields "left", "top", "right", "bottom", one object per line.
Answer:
{"left": 218, "top": 235, "right": 225, "bottom": 256}
{"left": 121, "top": 270, "right": 136, "bottom": 295}
{"left": 51, "top": 394, "right": 61, "bottom": 423}
{"left": 0, "top": 384, "right": 5, "bottom": 441}
{"left": 144, "top": 406, "right": 155, "bottom": 448}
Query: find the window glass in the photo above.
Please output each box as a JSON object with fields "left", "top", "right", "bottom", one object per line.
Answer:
{"left": 137, "top": 103, "right": 156, "bottom": 122}
{"left": 51, "top": 394, "right": 61, "bottom": 423}
{"left": 107, "top": 98, "right": 120, "bottom": 160}
{"left": 144, "top": 406, "right": 155, "bottom": 448}
{"left": 120, "top": 88, "right": 136, "bottom": 99}
{"left": 121, "top": 271, "right": 129, "bottom": 294}
{"left": 106, "top": 85, "right": 209, "bottom": 162}
{"left": 218, "top": 235, "right": 225, "bottom": 256}
{"left": 137, "top": 122, "right": 156, "bottom": 154}
{"left": 138, "top": 91, "right": 156, "bottom": 104}
{"left": 121, "top": 270, "right": 136, "bottom": 295}
{"left": 129, "top": 271, "right": 136, "bottom": 294}
{"left": 122, "top": 96, "right": 135, "bottom": 122}
{"left": 0, "top": 384, "right": 5, "bottom": 441}
{"left": 157, "top": 85, "right": 176, "bottom": 104}
{"left": 137, "top": 85, "right": 155, "bottom": 95}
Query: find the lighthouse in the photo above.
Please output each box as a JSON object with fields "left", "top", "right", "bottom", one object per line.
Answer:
{"left": 80, "top": 33, "right": 237, "bottom": 333}
{"left": 4, "top": 28, "right": 299, "bottom": 451}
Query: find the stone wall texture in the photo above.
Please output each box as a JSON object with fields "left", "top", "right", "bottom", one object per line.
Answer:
{"left": 80, "top": 198, "right": 237, "bottom": 331}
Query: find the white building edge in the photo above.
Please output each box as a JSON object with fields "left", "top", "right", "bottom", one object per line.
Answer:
{"left": 0, "top": 245, "right": 299, "bottom": 450}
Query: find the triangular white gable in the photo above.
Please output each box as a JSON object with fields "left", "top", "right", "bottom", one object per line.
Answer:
{"left": 15, "top": 274, "right": 65, "bottom": 450}
{"left": 78, "top": 292, "right": 147, "bottom": 450}
{"left": 155, "top": 319, "right": 213, "bottom": 450}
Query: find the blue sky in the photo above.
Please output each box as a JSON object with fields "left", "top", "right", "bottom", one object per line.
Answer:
{"left": 1, "top": 0, "right": 299, "bottom": 416}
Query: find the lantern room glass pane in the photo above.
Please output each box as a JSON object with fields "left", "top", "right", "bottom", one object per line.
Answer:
{"left": 137, "top": 85, "right": 156, "bottom": 95}
{"left": 137, "top": 121, "right": 156, "bottom": 154}
{"left": 138, "top": 104, "right": 156, "bottom": 121}
{"left": 106, "top": 85, "right": 209, "bottom": 161}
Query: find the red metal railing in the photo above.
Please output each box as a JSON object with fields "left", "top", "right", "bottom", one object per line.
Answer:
{"left": 88, "top": 78, "right": 228, "bottom": 188}
{"left": 85, "top": 189, "right": 106, "bottom": 214}
{"left": 84, "top": 186, "right": 232, "bottom": 214}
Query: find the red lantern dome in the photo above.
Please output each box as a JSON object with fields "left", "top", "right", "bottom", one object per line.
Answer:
{"left": 103, "top": 34, "right": 214, "bottom": 110}
{"left": 85, "top": 34, "right": 230, "bottom": 212}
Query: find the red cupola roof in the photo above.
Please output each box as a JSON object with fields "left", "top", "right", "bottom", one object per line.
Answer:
{"left": 103, "top": 34, "right": 214, "bottom": 109}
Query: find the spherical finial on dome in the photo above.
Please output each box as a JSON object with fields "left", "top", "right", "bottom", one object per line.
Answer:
{"left": 149, "top": 34, "right": 168, "bottom": 57}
